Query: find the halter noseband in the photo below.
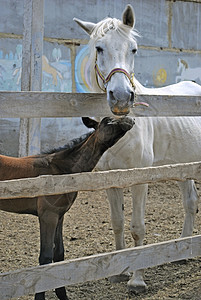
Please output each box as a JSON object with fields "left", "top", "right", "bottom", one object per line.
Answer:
{"left": 94, "top": 57, "right": 136, "bottom": 92}
{"left": 94, "top": 54, "right": 149, "bottom": 109}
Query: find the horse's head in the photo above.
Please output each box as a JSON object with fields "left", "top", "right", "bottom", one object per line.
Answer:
{"left": 74, "top": 5, "right": 138, "bottom": 116}
{"left": 82, "top": 116, "right": 134, "bottom": 147}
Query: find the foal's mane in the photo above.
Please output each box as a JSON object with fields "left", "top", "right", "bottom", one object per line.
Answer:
{"left": 43, "top": 131, "right": 93, "bottom": 155}
{"left": 88, "top": 17, "right": 140, "bottom": 92}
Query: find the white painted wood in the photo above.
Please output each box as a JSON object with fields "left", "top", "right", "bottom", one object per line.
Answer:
{"left": 19, "top": 0, "right": 44, "bottom": 157}
{"left": 1, "top": 161, "right": 201, "bottom": 199}
{"left": 0, "top": 235, "right": 200, "bottom": 299}
{"left": 1, "top": 92, "right": 201, "bottom": 118}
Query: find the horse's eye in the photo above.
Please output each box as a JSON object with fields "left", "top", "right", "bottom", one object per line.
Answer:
{"left": 132, "top": 49, "right": 137, "bottom": 54}
{"left": 96, "top": 46, "right": 103, "bottom": 54}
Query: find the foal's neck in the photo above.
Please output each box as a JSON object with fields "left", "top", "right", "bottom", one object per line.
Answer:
{"left": 52, "top": 133, "right": 106, "bottom": 174}
{"left": 70, "top": 133, "right": 106, "bottom": 173}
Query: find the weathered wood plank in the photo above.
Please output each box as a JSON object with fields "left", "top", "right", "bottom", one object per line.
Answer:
{"left": 1, "top": 92, "right": 201, "bottom": 118}
{"left": 1, "top": 235, "right": 200, "bottom": 299}
{"left": 19, "top": 0, "right": 44, "bottom": 156}
{"left": 1, "top": 161, "right": 201, "bottom": 199}
{"left": 19, "top": 0, "right": 32, "bottom": 157}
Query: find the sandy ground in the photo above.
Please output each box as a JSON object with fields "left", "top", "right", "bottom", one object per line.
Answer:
{"left": 0, "top": 181, "right": 201, "bottom": 300}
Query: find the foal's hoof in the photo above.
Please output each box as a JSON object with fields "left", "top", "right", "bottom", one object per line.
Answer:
{"left": 172, "top": 259, "right": 187, "bottom": 265}
{"left": 55, "top": 287, "right": 69, "bottom": 300}
{"left": 108, "top": 273, "right": 130, "bottom": 283}
{"left": 127, "top": 279, "right": 148, "bottom": 294}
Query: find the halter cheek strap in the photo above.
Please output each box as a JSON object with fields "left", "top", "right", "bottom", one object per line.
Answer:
{"left": 95, "top": 62, "right": 136, "bottom": 92}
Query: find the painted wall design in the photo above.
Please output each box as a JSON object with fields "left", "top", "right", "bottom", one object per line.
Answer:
{"left": 0, "top": 44, "right": 22, "bottom": 91}
{"left": 1, "top": 43, "right": 201, "bottom": 92}
{"left": 176, "top": 58, "right": 201, "bottom": 84}
{"left": 0, "top": 44, "right": 72, "bottom": 92}
{"left": 153, "top": 68, "right": 167, "bottom": 86}
{"left": 75, "top": 45, "right": 91, "bottom": 92}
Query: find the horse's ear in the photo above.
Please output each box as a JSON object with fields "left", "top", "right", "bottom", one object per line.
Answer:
{"left": 73, "top": 18, "right": 96, "bottom": 35}
{"left": 82, "top": 117, "right": 99, "bottom": 129}
{"left": 122, "top": 4, "right": 135, "bottom": 28}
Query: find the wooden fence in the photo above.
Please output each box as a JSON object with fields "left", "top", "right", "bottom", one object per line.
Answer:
{"left": 1, "top": 91, "right": 201, "bottom": 299}
{"left": 1, "top": 236, "right": 201, "bottom": 299}
{"left": 1, "top": 0, "right": 201, "bottom": 298}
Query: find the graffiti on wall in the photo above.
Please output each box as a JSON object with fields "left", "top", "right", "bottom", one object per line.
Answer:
{"left": 1, "top": 43, "right": 201, "bottom": 92}
{"left": 153, "top": 68, "right": 167, "bottom": 86}
{"left": 0, "top": 44, "right": 22, "bottom": 91}
{"left": 176, "top": 58, "right": 201, "bottom": 84}
{"left": 75, "top": 45, "right": 91, "bottom": 92}
{"left": 0, "top": 44, "right": 72, "bottom": 92}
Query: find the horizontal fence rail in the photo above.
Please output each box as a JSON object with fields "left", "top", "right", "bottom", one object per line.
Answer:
{"left": 1, "top": 92, "right": 201, "bottom": 299}
{"left": 1, "top": 235, "right": 201, "bottom": 300}
{"left": 1, "top": 92, "right": 201, "bottom": 117}
{"left": 1, "top": 161, "right": 201, "bottom": 199}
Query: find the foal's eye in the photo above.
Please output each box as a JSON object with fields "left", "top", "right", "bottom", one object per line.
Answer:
{"left": 96, "top": 46, "right": 103, "bottom": 54}
{"left": 132, "top": 49, "right": 137, "bottom": 54}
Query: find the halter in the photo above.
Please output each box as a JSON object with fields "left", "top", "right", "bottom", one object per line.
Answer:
{"left": 94, "top": 56, "right": 136, "bottom": 92}
{"left": 94, "top": 54, "right": 149, "bottom": 109}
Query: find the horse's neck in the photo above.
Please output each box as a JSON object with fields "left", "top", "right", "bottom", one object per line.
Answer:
{"left": 133, "top": 78, "right": 147, "bottom": 94}
{"left": 134, "top": 78, "right": 166, "bottom": 94}
{"left": 134, "top": 78, "right": 201, "bottom": 95}
{"left": 134, "top": 78, "right": 158, "bottom": 94}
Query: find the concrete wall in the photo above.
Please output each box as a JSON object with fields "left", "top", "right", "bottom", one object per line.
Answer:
{"left": 0, "top": 0, "right": 201, "bottom": 156}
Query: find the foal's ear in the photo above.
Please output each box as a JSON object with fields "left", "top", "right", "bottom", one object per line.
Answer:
{"left": 73, "top": 18, "right": 96, "bottom": 35}
{"left": 82, "top": 117, "right": 99, "bottom": 129}
{"left": 122, "top": 4, "right": 135, "bottom": 28}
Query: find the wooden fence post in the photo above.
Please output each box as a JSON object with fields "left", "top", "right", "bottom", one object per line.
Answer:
{"left": 19, "top": 0, "right": 44, "bottom": 156}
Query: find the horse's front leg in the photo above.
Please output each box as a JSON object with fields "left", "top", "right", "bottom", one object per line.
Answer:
{"left": 107, "top": 187, "right": 125, "bottom": 249}
{"left": 35, "top": 210, "right": 59, "bottom": 300}
{"left": 53, "top": 216, "right": 68, "bottom": 300}
{"left": 127, "top": 183, "right": 148, "bottom": 293}
{"left": 106, "top": 187, "right": 129, "bottom": 282}
{"left": 178, "top": 180, "right": 198, "bottom": 237}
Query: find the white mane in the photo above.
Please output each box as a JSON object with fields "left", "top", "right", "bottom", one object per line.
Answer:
{"left": 90, "top": 17, "right": 139, "bottom": 41}
{"left": 88, "top": 17, "right": 139, "bottom": 92}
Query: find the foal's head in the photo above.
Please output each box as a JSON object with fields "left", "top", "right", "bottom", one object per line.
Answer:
{"left": 83, "top": 116, "right": 134, "bottom": 148}
{"left": 74, "top": 5, "right": 139, "bottom": 116}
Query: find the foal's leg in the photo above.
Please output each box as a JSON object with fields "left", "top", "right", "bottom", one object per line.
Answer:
{"left": 106, "top": 187, "right": 129, "bottom": 282}
{"left": 35, "top": 210, "right": 59, "bottom": 300}
{"left": 54, "top": 216, "right": 65, "bottom": 262}
{"left": 53, "top": 216, "right": 68, "bottom": 300}
{"left": 178, "top": 180, "right": 198, "bottom": 237}
{"left": 127, "top": 183, "right": 148, "bottom": 292}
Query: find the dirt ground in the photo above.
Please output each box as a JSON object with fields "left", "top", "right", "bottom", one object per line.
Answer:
{"left": 0, "top": 181, "right": 201, "bottom": 300}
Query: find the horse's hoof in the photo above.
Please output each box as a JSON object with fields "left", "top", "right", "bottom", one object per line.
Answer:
{"left": 127, "top": 279, "right": 147, "bottom": 294}
{"left": 108, "top": 273, "right": 130, "bottom": 283}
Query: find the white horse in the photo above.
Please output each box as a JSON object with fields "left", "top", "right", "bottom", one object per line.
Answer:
{"left": 74, "top": 4, "right": 201, "bottom": 292}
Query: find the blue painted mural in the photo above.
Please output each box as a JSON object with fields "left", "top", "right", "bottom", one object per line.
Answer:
{"left": 75, "top": 45, "right": 91, "bottom": 92}
{"left": 0, "top": 43, "right": 72, "bottom": 92}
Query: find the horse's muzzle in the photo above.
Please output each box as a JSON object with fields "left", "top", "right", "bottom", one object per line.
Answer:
{"left": 111, "top": 106, "right": 130, "bottom": 116}
{"left": 108, "top": 89, "right": 135, "bottom": 116}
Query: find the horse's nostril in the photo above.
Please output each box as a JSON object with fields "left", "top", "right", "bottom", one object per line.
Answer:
{"left": 130, "top": 91, "right": 134, "bottom": 103}
{"left": 109, "top": 91, "right": 115, "bottom": 102}
{"left": 109, "top": 90, "right": 113, "bottom": 98}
